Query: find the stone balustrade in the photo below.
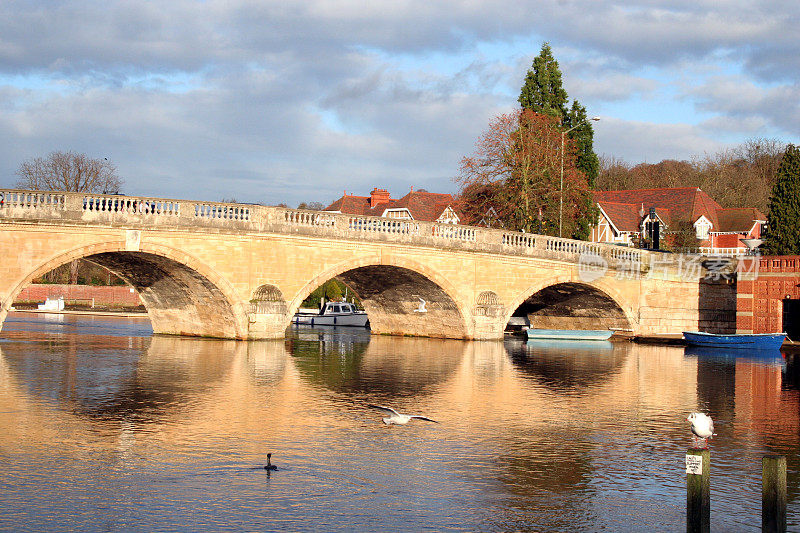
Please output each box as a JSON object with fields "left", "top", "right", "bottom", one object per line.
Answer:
{"left": 0, "top": 188, "right": 668, "bottom": 273}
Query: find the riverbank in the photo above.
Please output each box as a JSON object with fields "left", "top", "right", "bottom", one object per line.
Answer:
{"left": 9, "top": 308, "right": 148, "bottom": 318}
{"left": 8, "top": 309, "right": 800, "bottom": 352}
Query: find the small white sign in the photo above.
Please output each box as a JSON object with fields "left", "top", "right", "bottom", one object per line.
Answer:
{"left": 686, "top": 454, "right": 703, "bottom": 475}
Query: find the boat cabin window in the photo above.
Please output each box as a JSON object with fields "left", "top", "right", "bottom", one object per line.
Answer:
{"left": 332, "top": 305, "right": 341, "bottom": 313}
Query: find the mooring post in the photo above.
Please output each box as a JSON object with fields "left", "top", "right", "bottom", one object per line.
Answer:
{"left": 762, "top": 455, "right": 787, "bottom": 533}
{"left": 686, "top": 448, "right": 710, "bottom": 533}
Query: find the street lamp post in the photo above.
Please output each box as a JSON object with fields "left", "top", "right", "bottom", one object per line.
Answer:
{"left": 559, "top": 116, "right": 600, "bottom": 238}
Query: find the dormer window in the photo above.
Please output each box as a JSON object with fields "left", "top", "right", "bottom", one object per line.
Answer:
{"left": 436, "top": 206, "right": 460, "bottom": 225}
{"left": 383, "top": 208, "right": 412, "bottom": 219}
{"left": 694, "top": 216, "right": 712, "bottom": 240}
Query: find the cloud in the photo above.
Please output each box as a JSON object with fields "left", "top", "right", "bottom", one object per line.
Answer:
{"left": 1, "top": 0, "right": 799, "bottom": 208}
{"left": 594, "top": 118, "right": 724, "bottom": 163}
{"left": 687, "top": 74, "right": 800, "bottom": 136}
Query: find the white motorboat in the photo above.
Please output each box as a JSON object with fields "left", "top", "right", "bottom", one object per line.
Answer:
{"left": 37, "top": 297, "right": 65, "bottom": 311}
{"left": 292, "top": 301, "right": 369, "bottom": 327}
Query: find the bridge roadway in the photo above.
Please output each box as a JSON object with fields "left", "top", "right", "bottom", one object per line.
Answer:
{"left": 0, "top": 190, "right": 730, "bottom": 340}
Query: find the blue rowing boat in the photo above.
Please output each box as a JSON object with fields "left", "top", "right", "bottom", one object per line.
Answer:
{"left": 526, "top": 328, "right": 613, "bottom": 341}
{"left": 682, "top": 331, "right": 786, "bottom": 350}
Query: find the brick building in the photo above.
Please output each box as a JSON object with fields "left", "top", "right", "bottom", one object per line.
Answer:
{"left": 737, "top": 256, "right": 800, "bottom": 338}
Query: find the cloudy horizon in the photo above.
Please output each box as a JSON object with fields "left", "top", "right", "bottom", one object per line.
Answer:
{"left": 1, "top": 1, "right": 798, "bottom": 207}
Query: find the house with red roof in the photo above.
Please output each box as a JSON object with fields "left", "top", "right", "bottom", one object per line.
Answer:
{"left": 591, "top": 187, "right": 765, "bottom": 255}
{"left": 325, "top": 187, "right": 462, "bottom": 224}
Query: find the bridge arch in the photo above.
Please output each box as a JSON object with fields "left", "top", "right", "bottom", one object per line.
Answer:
{"left": 289, "top": 255, "right": 470, "bottom": 339}
{"left": 8, "top": 241, "right": 248, "bottom": 339}
{"left": 506, "top": 275, "right": 637, "bottom": 333}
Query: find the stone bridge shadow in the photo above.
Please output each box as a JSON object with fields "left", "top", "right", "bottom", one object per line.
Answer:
{"left": 508, "top": 281, "right": 633, "bottom": 333}
{"left": 283, "top": 261, "right": 470, "bottom": 339}
{"left": 7, "top": 244, "right": 248, "bottom": 339}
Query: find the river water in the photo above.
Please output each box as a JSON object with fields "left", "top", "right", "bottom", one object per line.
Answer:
{"left": 1, "top": 312, "right": 798, "bottom": 532}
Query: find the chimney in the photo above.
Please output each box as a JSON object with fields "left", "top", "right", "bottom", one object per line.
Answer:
{"left": 370, "top": 188, "right": 391, "bottom": 208}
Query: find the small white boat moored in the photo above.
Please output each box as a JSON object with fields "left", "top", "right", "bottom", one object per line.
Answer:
{"left": 526, "top": 328, "right": 613, "bottom": 341}
{"left": 292, "top": 301, "right": 369, "bottom": 327}
{"left": 37, "top": 297, "right": 65, "bottom": 312}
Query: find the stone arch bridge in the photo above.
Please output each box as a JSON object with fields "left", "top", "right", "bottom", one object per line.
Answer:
{"left": 0, "top": 190, "right": 730, "bottom": 340}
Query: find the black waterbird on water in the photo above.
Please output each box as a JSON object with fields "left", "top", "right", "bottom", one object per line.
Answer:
{"left": 264, "top": 453, "right": 278, "bottom": 471}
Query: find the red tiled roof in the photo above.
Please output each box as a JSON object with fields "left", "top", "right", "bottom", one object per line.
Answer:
{"left": 325, "top": 195, "right": 371, "bottom": 216}
{"left": 715, "top": 208, "right": 766, "bottom": 233}
{"left": 715, "top": 233, "right": 746, "bottom": 247}
{"left": 597, "top": 202, "right": 641, "bottom": 232}
{"left": 593, "top": 187, "right": 722, "bottom": 228}
{"left": 597, "top": 201, "right": 672, "bottom": 232}
{"left": 391, "top": 191, "right": 458, "bottom": 221}
{"left": 326, "top": 189, "right": 462, "bottom": 223}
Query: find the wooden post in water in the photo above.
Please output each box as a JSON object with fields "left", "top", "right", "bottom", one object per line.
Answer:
{"left": 686, "top": 448, "right": 710, "bottom": 533}
{"left": 762, "top": 455, "right": 786, "bottom": 533}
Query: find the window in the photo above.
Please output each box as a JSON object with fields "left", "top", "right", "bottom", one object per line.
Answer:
{"left": 694, "top": 217, "right": 712, "bottom": 240}
{"left": 384, "top": 209, "right": 411, "bottom": 219}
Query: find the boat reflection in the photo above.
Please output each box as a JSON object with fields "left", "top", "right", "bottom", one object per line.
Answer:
{"left": 508, "top": 338, "right": 630, "bottom": 391}
{"left": 684, "top": 344, "right": 785, "bottom": 363}
{"left": 287, "top": 327, "right": 465, "bottom": 396}
{"left": 526, "top": 339, "right": 614, "bottom": 351}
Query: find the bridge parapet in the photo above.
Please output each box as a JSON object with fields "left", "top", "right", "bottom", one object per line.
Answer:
{"left": 1, "top": 188, "right": 671, "bottom": 274}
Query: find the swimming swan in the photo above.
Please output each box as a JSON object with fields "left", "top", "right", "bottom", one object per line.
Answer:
{"left": 264, "top": 453, "right": 278, "bottom": 471}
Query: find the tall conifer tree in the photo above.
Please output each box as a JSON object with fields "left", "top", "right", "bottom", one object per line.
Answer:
{"left": 764, "top": 145, "right": 800, "bottom": 255}
{"left": 564, "top": 101, "right": 600, "bottom": 187}
{"left": 518, "top": 43, "right": 568, "bottom": 118}
{"left": 518, "top": 43, "right": 599, "bottom": 239}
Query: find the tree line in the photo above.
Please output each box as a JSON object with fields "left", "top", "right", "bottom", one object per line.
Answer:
{"left": 596, "top": 138, "right": 785, "bottom": 214}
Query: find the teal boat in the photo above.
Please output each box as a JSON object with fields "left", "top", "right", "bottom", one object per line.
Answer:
{"left": 526, "top": 328, "right": 613, "bottom": 341}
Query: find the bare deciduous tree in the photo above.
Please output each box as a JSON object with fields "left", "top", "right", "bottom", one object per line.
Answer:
{"left": 457, "top": 109, "right": 595, "bottom": 238}
{"left": 15, "top": 151, "right": 122, "bottom": 193}
{"left": 16, "top": 151, "right": 123, "bottom": 283}
{"left": 297, "top": 202, "right": 326, "bottom": 210}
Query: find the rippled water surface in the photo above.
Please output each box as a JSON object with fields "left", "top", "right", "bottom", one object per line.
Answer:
{"left": 1, "top": 312, "right": 799, "bottom": 532}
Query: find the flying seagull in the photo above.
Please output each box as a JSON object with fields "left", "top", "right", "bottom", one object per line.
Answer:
{"left": 368, "top": 404, "right": 438, "bottom": 425}
{"left": 687, "top": 412, "right": 715, "bottom": 448}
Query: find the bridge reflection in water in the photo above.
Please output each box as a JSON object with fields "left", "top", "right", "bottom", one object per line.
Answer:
{"left": 0, "top": 313, "right": 799, "bottom": 531}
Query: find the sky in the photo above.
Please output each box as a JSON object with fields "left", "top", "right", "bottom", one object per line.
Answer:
{"left": 1, "top": 1, "right": 798, "bottom": 208}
